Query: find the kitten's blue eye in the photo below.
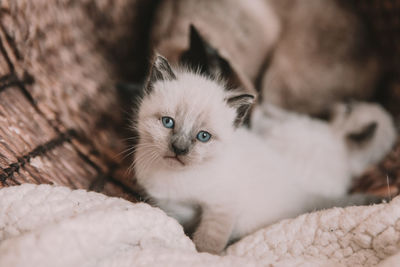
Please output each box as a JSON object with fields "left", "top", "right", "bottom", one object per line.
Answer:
{"left": 197, "top": 131, "right": 211, "bottom": 142}
{"left": 161, "top": 116, "right": 174, "bottom": 129}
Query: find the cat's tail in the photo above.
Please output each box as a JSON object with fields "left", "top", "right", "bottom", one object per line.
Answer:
{"left": 330, "top": 101, "right": 397, "bottom": 177}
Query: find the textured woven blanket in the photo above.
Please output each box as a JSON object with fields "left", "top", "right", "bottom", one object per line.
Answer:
{"left": 1, "top": 184, "right": 400, "bottom": 267}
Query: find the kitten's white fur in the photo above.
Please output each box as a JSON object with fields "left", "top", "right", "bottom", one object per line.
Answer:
{"left": 134, "top": 64, "right": 396, "bottom": 254}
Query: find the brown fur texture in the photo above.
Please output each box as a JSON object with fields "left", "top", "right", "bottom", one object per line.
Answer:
{"left": 262, "top": 0, "right": 381, "bottom": 115}
{"left": 150, "top": 0, "right": 280, "bottom": 94}
{"left": 151, "top": 0, "right": 382, "bottom": 116}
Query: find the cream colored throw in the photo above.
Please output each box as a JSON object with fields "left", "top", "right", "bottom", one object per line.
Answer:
{"left": 1, "top": 184, "right": 399, "bottom": 267}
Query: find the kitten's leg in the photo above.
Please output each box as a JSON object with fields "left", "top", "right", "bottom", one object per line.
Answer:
{"left": 192, "top": 206, "right": 234, "bottom": 254}
{"left": 157, "top": 201, "right": 201, "bottom": 236}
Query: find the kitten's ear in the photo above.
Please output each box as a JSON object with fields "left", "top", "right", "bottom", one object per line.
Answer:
{"left": 227, "top": 94, "right": 255, "bottom": 127}
{"left": 180, "top": 25, "right": 238, "bottom": 86}
{"left": 146, "top": 55, "right": 176, "bottom": 92}
{"left": 180, "top": 25, "right": 214, "bottom": 75}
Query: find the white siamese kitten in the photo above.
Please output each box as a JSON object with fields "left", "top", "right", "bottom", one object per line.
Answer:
{"left": 133, "top": 56, "right": 396, "bottom": 254}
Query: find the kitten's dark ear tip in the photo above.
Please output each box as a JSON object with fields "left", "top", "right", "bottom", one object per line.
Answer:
{"left": 149, "top": 53, "right": 176, "bottom": 82}
{"left": 153, "top": 54, "right": 169, "bottom": 67}
{"left": 189, "top": 24, "right": 201, "bottom": 38}
{"left": 186, "top": 24, "right": 207, "bottom": 56}
{"left": 246, "top": 94, "right": 255, "bottom": 100}
{"left": 347, "top": 122, "right": 378, "bottom": 143}
{"left": 227, "top": 94, "right": 255, "bottom": 106}
{"left": 227, "top": 93, "right": 256, "bottom": 127}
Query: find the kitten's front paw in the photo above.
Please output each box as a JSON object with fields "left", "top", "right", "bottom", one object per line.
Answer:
{"left": 192, "top": 230, "right": 226, "bottom": 254}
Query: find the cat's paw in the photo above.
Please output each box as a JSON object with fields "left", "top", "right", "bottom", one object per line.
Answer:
{"left": 192, "top": 230, "right": 227, "bottom": 254}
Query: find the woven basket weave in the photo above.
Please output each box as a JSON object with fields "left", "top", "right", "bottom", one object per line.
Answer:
{"left": 0, "top": 0, "right": 399, "bottom": 200}
{"left": 0, "top": 0, "right": 159, "bottom": 201}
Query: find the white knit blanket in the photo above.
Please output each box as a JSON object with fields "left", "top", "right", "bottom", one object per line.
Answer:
{"left": 1, "top": 184, "right": 399, "bottom": 267}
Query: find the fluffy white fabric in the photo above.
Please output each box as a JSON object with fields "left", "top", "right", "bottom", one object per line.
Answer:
{"left": 1, "top": 184, "right": 400, "bottom": 267}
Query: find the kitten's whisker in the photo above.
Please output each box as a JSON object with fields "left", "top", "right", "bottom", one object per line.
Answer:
{"left": 128, "top": 155, "right": 144, "bottom": 175}
{"left": 141, "top": 151, "right": 159, "bottom": 170}
{"left": 131, "top": 155, "right": 145, "bottom": 169}
{"left": 144, "top": 152, "right": 160, "bottom": 172}
{"left": 120, "top": 150, "right": 138, "bottom": 161}
{"left": 116, "top": 146, "right": 136, "bottom": 157}
{"left": 120, "top": 136, "right": 140, "bottom": 142}
{"left": 129, "top": 147, "right": 160, "bottom": 173}
{"left": 129, "top": 150, "right": 159, "bottom": 176}
{"left": 114, "top": 144, "right": 152, "bottom": 161}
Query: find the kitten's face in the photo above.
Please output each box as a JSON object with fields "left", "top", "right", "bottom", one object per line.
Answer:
{"left": 137, "top": 74, "right": 233, "bottom": 169}
{"left": 134, "top": 56, "right": 254, "bottom": 173}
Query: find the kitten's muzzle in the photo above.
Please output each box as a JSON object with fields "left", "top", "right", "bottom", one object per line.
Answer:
{"left": 170, "top": 133, "right": 191, "bottom": 156}
{"left": 164, "top": 155, "right": 186, "bottom": 166}
{"left": 171, "top": 143, "right": 189, "bottom": 156}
